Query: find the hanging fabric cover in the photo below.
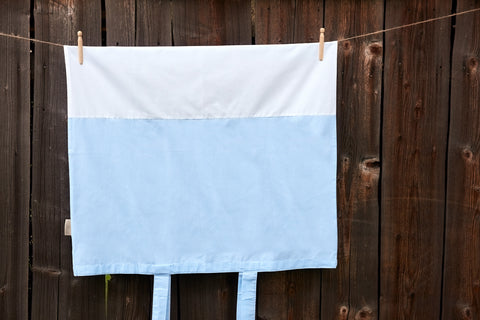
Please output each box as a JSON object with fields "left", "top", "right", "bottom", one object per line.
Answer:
{"left": 64, "top": 41, "right": 338, "bottom": 319}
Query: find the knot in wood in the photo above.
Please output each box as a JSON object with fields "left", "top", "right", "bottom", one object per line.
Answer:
{"left": 461, "top": 306, "right": 472, "bottom": 320}
{"left": 414, "top": 99, "right": 424, "bottom": 119}
{"left": 468, "top": 57, "right": 478, "bottom": 72}
{"left": 360, "top": 158, "right": 381, "bottom": 176}
{"left": 0, "top": 285, "right": 7, "bottom": 295}
{"left": 355, "top": 306, "right": 373, "bottom": 320}
{"left": 367, "top": 42, "right": 382, "bottom": 56}
{"left": 341, "top": 156, "right": 351, "bottom": 171}
{"left": 462, "top": 147, "right": 473, "bottom": 161}
{"left": 342, "top": 41, "right": 351, "bottom": 51}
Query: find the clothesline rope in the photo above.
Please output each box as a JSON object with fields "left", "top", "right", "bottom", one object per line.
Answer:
{"left": 340, "top": 7, "right": 480, "bottom": 42}
{"left": 0, "top": 7, "right": 479, "bottom": 47}
{"left": 0, "top": 32, "right": 64, "bottom": 47}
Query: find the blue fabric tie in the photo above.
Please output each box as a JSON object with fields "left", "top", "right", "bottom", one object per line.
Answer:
{"left": 237, "top": 272, "right": 258, "bottom": 319}
{"left": 152, "top": 274, "right": 170, "bottom": 320}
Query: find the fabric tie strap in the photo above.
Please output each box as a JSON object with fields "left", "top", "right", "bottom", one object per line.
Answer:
{"left": 150, "top": 272, "right": 257, "bottom": 320}
{"left": 236, "top": 272, "right": 258, "bottom": 319}
{"left": 152, "top": 274, "right": 171, "bottom": 320}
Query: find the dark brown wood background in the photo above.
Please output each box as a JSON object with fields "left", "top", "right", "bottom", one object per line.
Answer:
{"left": 1, "top": 0, "right": 479, "bottom": 319}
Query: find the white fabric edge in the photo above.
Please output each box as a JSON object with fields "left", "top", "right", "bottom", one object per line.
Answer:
{"left": 237, "top": 272, "right": 258, "bottom": 319}
{"left": 64, "top": 42, "right": 338, "bottom": 120}
{"left": 152, "top": 274, "right": 171, "bottom": 320}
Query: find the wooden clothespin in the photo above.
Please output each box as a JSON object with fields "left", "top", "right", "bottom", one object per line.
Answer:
{"left": 319, "top": 28, "right": 325, "bottom": 61}
{"left": 78, "top": 31, "right": 83, "bottom": 65}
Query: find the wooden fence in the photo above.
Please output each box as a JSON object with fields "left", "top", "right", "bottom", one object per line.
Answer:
{"left": 1, "top": 0, "right": 479, "bottom": 319}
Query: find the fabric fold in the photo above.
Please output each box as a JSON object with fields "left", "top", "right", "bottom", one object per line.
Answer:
{"left": 236, "top": 272, "right": 258, "bottom": 319}
{"left": 152, "top": 274, "right": 171, "bottom": 320}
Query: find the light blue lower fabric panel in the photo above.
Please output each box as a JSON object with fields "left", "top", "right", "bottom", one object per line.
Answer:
{"left": 69, "top": 116, "right": 337, "bottom": 275}
{"left": 237, "top": 272, "right": 258, "bottom": 319}
{"left": 68, "top": 116, "right": 337, "bottom": 276}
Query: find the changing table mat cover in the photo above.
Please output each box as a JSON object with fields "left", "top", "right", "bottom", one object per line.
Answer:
{"left": 65, "top": 41, "right": 338, "bottom": 319}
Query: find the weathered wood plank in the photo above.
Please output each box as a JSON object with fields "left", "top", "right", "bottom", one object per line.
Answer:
{"left": 106, "top": 274, "right": 153, "bottom": 320}
{"left": 442, "top": 0, "right": 480, "bottom": 319}
{"left": 106, "top": 0, "right": 173, "bottom": 46}
{"left": 255, "top": 0, "right": 296, "bottom": 44}
{"left": 321, "top": 1, "right": 383, "bottom": 319}
{"left": 0, "top": 1, "right": 30, "bottom": 319}
{"left": 32, "top": 1, "right": 103, "bottom": 319}
{"left": 176, "top": 273, "right": 238, "bottom": 319}
{"left": 223, "top": 0, "right": 253, "bottom": 44}
{"left": 105, "top": 0, "right": 135, "bottom": 46}
{"left": 257, "top": 272, "right": 289, "bottom": 319}
{"left": 172, "top": 0, "right": 251, "bottom": 45}
{"left": 257, "top": 270, "right": 322, "bottom": 320}
{"left": 136, "top": 0, "right": 171, "bottom": 46}
{"left": 103, "top": 2, "right": 171, "bottom": 319}
{"left": 380, "top": 0, "right": 452, "bottom": 319}
{"left": 294, "top": 0, "right": 323, "bottom": 43}
{"left": 254, "top": 1, "right": 324, "bottom": 319}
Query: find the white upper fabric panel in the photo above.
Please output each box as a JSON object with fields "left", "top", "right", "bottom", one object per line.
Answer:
{"left": 64, "top": 42, "right": 337, "bottom": 119}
